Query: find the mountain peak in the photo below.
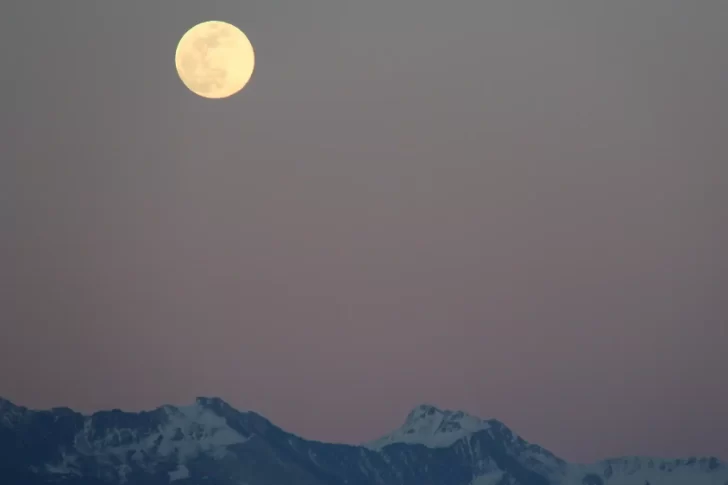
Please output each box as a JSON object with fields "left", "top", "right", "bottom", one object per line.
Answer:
{"left": 404, "top": 403, "right": 483, "bottom": 427}
{"left": 404, "top": 404, "right": 442, "bottom": 422}
{"left": 1, "top": 396, "right": 726, "bottom": 485}
{"left": 0, "top": 397, "right": 19, "bottom": 410}
{"left": 366, "top": 404, "right": 490, "bottom": 450}
{"left": 194, "top": 396, "right": 229, "bottom": 408}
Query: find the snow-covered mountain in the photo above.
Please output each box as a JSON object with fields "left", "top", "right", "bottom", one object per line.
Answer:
{"left": 366, "top": 404, "right": 492, "bottom": 450}
{"left": 0, "top": 396, "right": 725, "bottom": 485}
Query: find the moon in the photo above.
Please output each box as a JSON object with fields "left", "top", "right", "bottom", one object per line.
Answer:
{"left": 175, "top": 21, "right": 255, "bottom": 99}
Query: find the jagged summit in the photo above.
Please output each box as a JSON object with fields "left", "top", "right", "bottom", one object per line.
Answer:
{"left": 133, "top": 396, "right": 239, "bottom": 415}
{"left": 366, "top": 403, "right": 492, "bottom": 450}
{"left": 0, "top": 396, "right": 20, "bottom": 410}
{"left": 0, "top": 396, "right": 726, "bottom": 485}
{"left": 403, "top": 403, "right": 443, "bottom": 422}
{"left": 404, "top": 403, "right": 486, "bottom": 427}
{"left": 194, "top": 396, "right": 226, "bottom": 406}
{"left": 178, "top": 396, "right": 245, "bottom": 415}
{"left": 0, "top": 396, "right": 239, "bottom": 417}
{"left": 193, "top": 396, "right": 232, "bottom": 407}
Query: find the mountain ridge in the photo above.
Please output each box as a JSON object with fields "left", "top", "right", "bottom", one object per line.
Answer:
{"left": 0, "top": 395, "right": 725, "bottom": 485}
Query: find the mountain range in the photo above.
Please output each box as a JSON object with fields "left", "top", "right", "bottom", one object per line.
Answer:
{"left": 1, "top": 396, "right": 725, "bottom": 485}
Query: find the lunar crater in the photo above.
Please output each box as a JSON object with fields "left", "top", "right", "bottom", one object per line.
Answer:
{"left": 175, "top": 21, "right": 255, "bottom": 99}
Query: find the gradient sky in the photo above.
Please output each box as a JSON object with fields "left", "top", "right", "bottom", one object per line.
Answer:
{"left": 1, "top": 1, "right": 727, "bottom": 464}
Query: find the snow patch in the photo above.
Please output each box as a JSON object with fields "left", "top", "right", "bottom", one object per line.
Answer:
{"left": 156, "top": 403, "right": 248, "bottom": 460}
{"left": 168, "top": 464, "right": 190, "bottom": 482}
{"left": 470, "top": 470, "right": 506, "bottom": 485}
{"left": 46, "top": 401, "right": 250, "bottom": 479}
{"left": 117, "top": 464, "right": 132, "bottom": 483}
{"left": 366, "top": 404, "right": 490, "bottom": 450}
{"left": 562, "top": 457, "right": 728, "bottom": 485}
{"left": 44, "top": 452, "right": 81, "bottom": 476}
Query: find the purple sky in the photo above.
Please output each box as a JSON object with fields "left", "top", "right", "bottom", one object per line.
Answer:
{"left": 1, "top": 1, "right": 727, "bottom": 463}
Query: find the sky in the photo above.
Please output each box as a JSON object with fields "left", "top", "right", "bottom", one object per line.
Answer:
{"left": 1, "top": 1, "right": 727, "bottom": 464}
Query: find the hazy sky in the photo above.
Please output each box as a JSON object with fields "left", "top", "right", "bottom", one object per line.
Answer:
{"left": 2, "top": 1, "right": 727, "bottom": 463}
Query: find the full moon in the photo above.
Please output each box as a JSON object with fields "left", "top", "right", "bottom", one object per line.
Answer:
{"left": 175, "top": 21, "right": 255, "bottom": 99}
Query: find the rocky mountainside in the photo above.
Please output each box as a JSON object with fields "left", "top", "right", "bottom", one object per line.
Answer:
{"left": 0, "top": 396, "right": 725, "bottom": 485}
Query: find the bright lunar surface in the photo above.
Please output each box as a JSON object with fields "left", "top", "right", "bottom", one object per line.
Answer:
{"left": 175, "top": 21, "right": 255, "bottom": 99}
